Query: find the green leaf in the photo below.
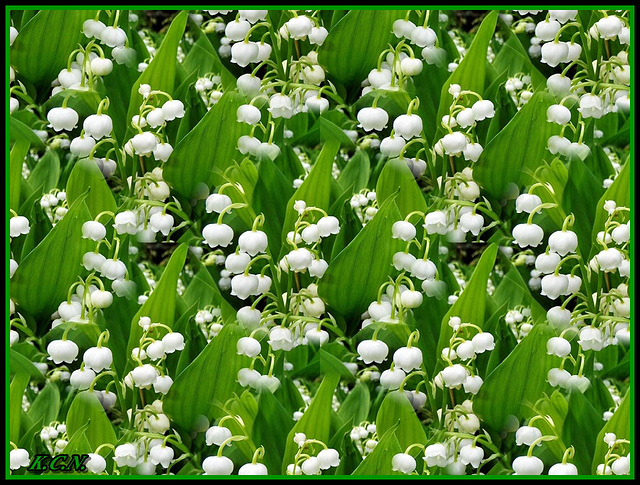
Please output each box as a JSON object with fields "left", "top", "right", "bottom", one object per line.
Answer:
{"left": 562, "top": 158, "right": 604, "bottom": 257}
{"left": 280, "top": 139, "right": 340, "bottom": 247}
{"left": 562, "top": 390, "right": 604, "bottom": 474}
{"left": 436, "top": 11, "right": 498, "bottom": 123}
{"left": 27, "top": 382, "right": 60, "bottom": 425}
{"left": 591, "top": 389, "right": 630, "bottom": 474}
{"left": 435, "top": 244, "right": 498, "bottom": 359}
{"left": 293, "top": 115, "right": 355, "bottom": 149}
{"left": 293, "top": 348, "right": 356, "bottom": 383}
{"left": 11, "top": 10, "right": 97, "bottom": 89}
{"left": 10, "top": 116, "right": 45, "bottom": 148}
{"left": 182, "top": 27, "right": 236, "bottom": 89}
{"left": 10, "top": 195, "right": 94, "bottom": 321}
{"left": 338, "top": 150, "right": 371, "bottom": 194}
{"left": 318, "top": 10, "right": 406, "bottom": 89}
{"left": 163, "top": 91, "right": 251, "bottom": 200}
{"left": 492, "top": 20, "right": 546, "bottom": 89}
{"left": 66, "top": 390, "right": 117, "bottom": 453}
{"left": 474, "top": 91, "right": 560, "bottom": 200}
{"left": 252, "top": 390, "right": 296, "bottom": 474}
{"left": 252, "top": 157, "right": 295, "bottom": 257}
{"left": 281, "top": 372, "right": 341, "bottom": 473}
{"left": 352, "top": 424, "right": 402, "bottom": 475}
{"left": 492, "top": 261, "right": 546, "bottom": 323}
{"left": 124, "top": 11, "right": 188, "bottom": 138}
{"left": 474, "top": 324, "right": 561, "bottom": 432}
{"left": 10, "top": 139, "right": 30, "bottom": 211}
{"left": 409, "top": 67, "right": 450, "bottom": 145}
{"left": 10, "top": 349, "right": 45, "bottom": 382}
{"left": 182, "top": 263, "right": 236, "bottom": 323}
{"left": 27, "top": 150, "right": 60, "bottom": 194}
{"left": 376, "top": 157, "right": 427, "bottom": 218}
{"left": 66, "top": 158, "right": 118, "bottom": 218}
{"left": 125, "top": 244, "right": 188, "bottom": 363}
{"left": 62, "top": 423, "right": 92, "bottom": 457}
{"left": 318, "top": 116, "right": 356, "bottom": 148}
{"left": 376, "top": 390, "right": 427, "bottom": 451}
{"left": 10, "top": 372, "right": 30, "bottom": 443}
{"left": 164, "top": 324, "right": 251, "bottom": 431}
{"left": 318, "top": 195, "right": 403, "bottom": 324}
{"left": 337, "top": 382, "right": 370, "bottom": 426}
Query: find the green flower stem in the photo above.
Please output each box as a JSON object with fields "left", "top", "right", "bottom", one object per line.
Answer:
{"left": 527, "top": 435, "right": 557, "bottom": 457}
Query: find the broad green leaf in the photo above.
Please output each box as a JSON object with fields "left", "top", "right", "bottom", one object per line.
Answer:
{"left": 562, "top": 157, "right": 604, "bottom": 257}
{"left": 352, "top": 424, "right": 402, "bottom": 475}
{"left": 280, "top": 139, "right": 340, "bottom": 247}
{"left": 11, "top": 10, "right": 97, "bottom": 89}
{"left": 318, "top": 116, "right": 356, "bottom": 148}
{"left": 170, "top": 302, "right": 205, "bottom": 376}
{"left": 338, "top": 149, "right": 370, "bottom": 194}
{"left": 376, "top": 390, "right": 427, "bottom": 451}
{"left": 173, "top": 71, "right": 208, "bottom": 144}
{"left": 328, "top": 416, "right": 358, "bottom": 475}
{"left": 435, "top": 244, "right": 498, "bottom": 359}
{"left": 282, "top": 372, "right": 341, "bottom": 473}
{"left": 376, "top": 157, "right": 427, "bottom": 218}
{"left": 292, "top": 348, "right": 355, "bottom": 383}
{"left": 562, "top": 390, "right": 604, "bottom": 474}
{"left": 27, "top": 150, "right": 60, "bottom": 194}
{"left": 493, "top": 19, "right": 546, "bottom": 89}
{"left": 224, "top": 158, "right": 259, "bottom": 229}
{"left": 492, "top": 261, "right": 546, "bottom": 323}
{"left": 223, "top": 391, "right": 259, "bottom": 462}
{"left": 101, "top": 291, "right": 139, "bottom": 377}
{"left": 10, "top": 116, "right": 45, "bottom": 148}
{"left": 124, "top": 11, "right": 188, "bottom": 138}
{"left": 62, "top": 422, "right": 92, "bottom": 456}
{"left": 474, "top": 91, "right": 560, "bottom": 200}
{"left": 253, "top": 390, "right": 296, "bottom": 474}
{"left": 436, "top": 11, "right": 498, "bottom": 123}
{"left": 318, "top": 10, "right": 406, "bottom": 88}
{"left": 474, "top": 324, "right": 561, "bottom": 432}
{"left": 318, "top": 196, "right": 403, "bottom": 324}
{"left": 337, "top": 382, "right": 370, "bottom": 426}
{"left": 292, "top": 115, "right": 355, "bottom": 149}
{"left": 10, "top": 349, "right": 45, "bottom": 382}
{"left": 476, "top": 302, "right": 515, "bottom": 377}
{"left": 125, "top": 244, "right": 188, "bottom": 363}
{"left": 10, "top": 139, "right": 30, "bottom": 211}
{"left": 252, "top": 157, "right": 295, "bottom": 257}
{"left": 164, "top": 324, "right": 251, "bottom": 431}
{"left": 10, "top": 372, "right": 30, "bottom": 443}
{"left": 409, "top": 65, "right": 450, "bottom": 145}
{"left": 27, "top": 382, "right": 60, "bottom": 425}
{"left": 66, "top": 390, "right": 117, "bottom": 453}
{"left": 535, "top": 157, "right": 569, "bottom": 229}
{"left": 163, "top": 91, "right": 251, "bottom": 200}
{"left": 182, "top": 25, "right": 236, "bottom": 89}
{"left": 10, "top": 195, "right": 93, "bottom": 320}
{"left": 66, "top": 158, "right": 117, "bottom": 218}
{"left": 591, "top": 389, "right": 630, "bottom": 474}
{"left": 18, "top": 414, "right": 45, "bottom": 452}
{"left": 182, "top": 263, "right": 236, "bottom": 323}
